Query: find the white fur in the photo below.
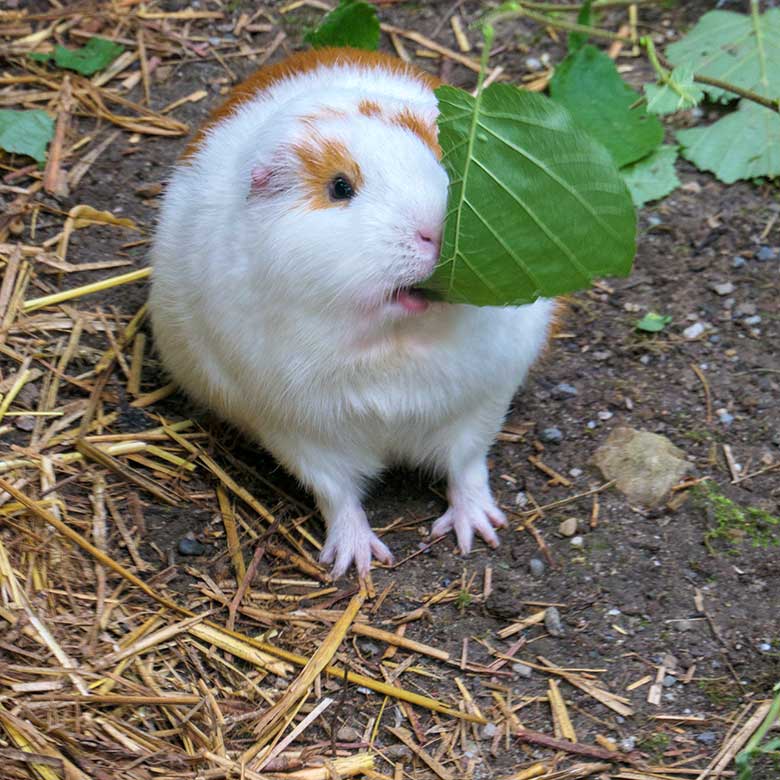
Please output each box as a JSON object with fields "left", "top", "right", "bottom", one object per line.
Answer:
{"left": 149, "top": 57, "right": 555, "bottom": 577}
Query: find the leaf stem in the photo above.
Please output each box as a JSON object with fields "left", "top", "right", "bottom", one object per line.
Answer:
{"left": 642, "top": 37, "right": 689, "bottom": 102}
{"left": 520, "top": 0, "right": 662, "bottom": 10}
{"left": 490, "top": 4, "right": 632, "bottom": 43}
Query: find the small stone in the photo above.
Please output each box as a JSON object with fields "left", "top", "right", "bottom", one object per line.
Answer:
{"left": 481, "top": 723, "right": 498, "bottom": 739}
{"left": 756, "top": 245, "right": 778, "bottom": 261}
{"left": 675, "top": 619, "right": 696, "bottom": 632}
{"left": 515, "top": 491, "right": 529, "bottom": 508}
{"left": 717, "top": 410, "right": 734, "bottom": 426}
{"left": 732, "top": 256, "right": 746, "bottom": 269}
{"left": 525, "top": 56, "right": 542, "bottom": 71}
{"left": 709, "top": 335, "right": 721, "bottom": 344}
{"left": 759, "top": 642, "right": 772, "bottom": 652}
{"left": 696, "top": 731, "right": 718, "bottom": 747}
{"left": 647, "top": 215, "right": 662, "bottom": 227}
{"left": 598, "top": 410, "right": 613, "bottom": 421}
{"left": 14, "top": 415, "right": 36, "bottom": 431}
{"left": 385, "top": 744, "right": 412, "bottom": 760}
{"left": 529, "top": 558, "right": 545, "bottom": 577}
{"left": 178, "top": 533, "right": 205, "bottom": 556}
{"left": 593, "top": 350, "right": 612, "bottom": 361}
{"left": 736, "top": 302, "right": 757, "bottom": 317}
{"left": 544, "top": 606, "right": 565, "bottom": 637}
{"left": 540, "top": 426, "right": 564, "bottom": 444}
{"left": 744, "top": 315, "right": 762, "bottom": 326}
{"left": 558, "top": 517, "right": 578, "bottom": 537}
{"left": 663, "top": 675, "right": 678, "bottom": 687}
{"left": 710, "top": 281, "right": 735, "bottom": 296}
{"left": 587, "top": 420, "right": 598, "bottom": 429}
{"left": 336, "top": 726, "right": 362, "bottom": 743}
{"left": 569, "top": 467, "right": 583, "bottom": 477}
{"left": 620, "top": 736, "right": 636, "bottom": 752}
{"left": 513, "top": 662, "right": 533, "bottom": 678}
{"left": 570, "top": 535, "right": 585, "bottom": 548}
{"left": 683, "top": 322, "right": 705, "bottom": 339}
{"left": 553, "top": 382, "right": 578, "bottom": 398}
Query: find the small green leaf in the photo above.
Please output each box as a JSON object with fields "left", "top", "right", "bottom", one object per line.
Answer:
{"left": 32, "top": 36, "right": 124, "bottom": 76}
{"left": 644, "top": 63, "right": 704, "bottom": 115}
{"left": 636, "top": 312, "right": 672, "bottom": 332}
{"left": 621, "top": 145, "right": 680, "bottom": 207}
{"left": 677, "top": 100, "right": 780, "bottom": 184}
{"left": 666, "top": 8, "right": 780, "bottom": 102}
{"left": 0, "top": 109, "right": 54, "bottom": 163}
{"left": 424, "top": 83, "right": 636, "bottom": 306}
{"left": 304, "top": 0, "right": 379, "bottom": 51}
{"left": 568, "top": 0, "right": 594, "bottom": 53}
{"left": 550, "top": 44, "right": 664, "bottom": 168}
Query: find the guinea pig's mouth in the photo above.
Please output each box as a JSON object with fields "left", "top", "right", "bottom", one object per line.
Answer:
{"left": 389, "top": 286, "right": 432, "bottom": 314}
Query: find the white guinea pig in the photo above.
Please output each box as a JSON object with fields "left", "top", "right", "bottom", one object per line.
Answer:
{"left": 149, "top": 48, "right": 556, "bottom": 577}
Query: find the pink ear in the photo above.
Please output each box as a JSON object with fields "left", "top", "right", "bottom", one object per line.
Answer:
{"left": 250, "top": 165, "right": 274, "bottom": 194}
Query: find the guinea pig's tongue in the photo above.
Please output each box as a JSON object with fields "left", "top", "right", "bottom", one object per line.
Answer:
{"left": 395, "top": 288, "right": 430, "bottom": 314}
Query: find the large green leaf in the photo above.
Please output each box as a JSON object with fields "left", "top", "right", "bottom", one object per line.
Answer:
{"left": 424, "top": 84, "right": 636, "bottom": 307}
{"left": 31, "top": 36, "right": 124, "bottom": 76}
{"left": 0, "top": 109, "right": 54, "bottom": 163}
{"left": 304, "top": 0, "right": 379, "bottom": 51}
{"left": 677, "top": 99, "right": 780, "bottom": 183}
{"left": 621, "top": 145, "right": 680, "bottom": 207}
{"left": 549, "top": 44, "right": 664, "bottom": 168}
{"left": 666, "top": 8, "right": 780, "bottom": 102}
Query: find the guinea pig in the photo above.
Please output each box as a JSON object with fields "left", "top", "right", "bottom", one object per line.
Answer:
{"left": 149, "top": 47, "right": 555, "bottom": 577}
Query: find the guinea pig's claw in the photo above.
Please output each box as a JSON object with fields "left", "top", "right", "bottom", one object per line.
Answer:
{"left": 431, "top": 502, "right": 507, "bottom": 555}
{"left": 320, "top": 525, "right": 394, "bottom": 579}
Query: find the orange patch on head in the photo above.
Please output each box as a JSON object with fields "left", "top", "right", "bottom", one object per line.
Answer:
{"left": 182, "top": 48, "right": 441, "bottom": 159}
{"left": 358, "top": 99, "right": 383, "bottom": 117}
{"left": 294, "top": 138, "right": 364, "bottom": 210}
{"left": 392, "top": 108, "right": 441, "bottom": 159}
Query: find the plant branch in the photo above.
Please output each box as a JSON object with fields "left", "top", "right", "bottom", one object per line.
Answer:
{"left": 520, "top": 0, "right": 662, "bottom": 10}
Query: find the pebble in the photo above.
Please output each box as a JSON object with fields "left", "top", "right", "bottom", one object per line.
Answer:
{"left": 385, "top": 744, "right": 412, "bottom": 761}
{"left": 683, "top": 322, "right": 705, "bottom": 339}
{"left": 529, "top": 558, "right": 546, "bottom": 577}
{"left": 570, "top": 535, "right": 585, "bottom": 548}
{"left": 675, "top": 619, "right": 696, "bottom": 632}
{"left": 646, "top": 215, "right": 662, "bottom": 227}
{"left": 540, "top": 426, "right": 563, "bottom": 444}
{"left": 481, "top": 723, "right": 498, "bottom": 739}
{"left": 178, "top": 533, "right": 205, "bottom": 556}
{"left": 736, "top": 302, "right": 757, "bottom": 316}
{"left": 732, "top": 256, "right": 746, "bottom": 269}
{"left": 513, "top": 662, "right": 533, "bottom": 678}
{"left": 759, "top": 642, "right": 772, "bottom": 652}
{"left": 336, "top": 726, "right": 362, "bottom": 743}
{"left": 744, "top": 315, "right": 762, "bottom": 326}
{"left": 710, "top": 281, "right": 735, "bottom": 296}
{"left": 717, "top": 410, "right": 734, "bottom": 426}
{"left": 598, "top": 410, "right": 613, "bottom": 421}
{"left": 620, "top": 736, "right": 636, "bottom": 752}
{"left": 569, "top": 467, "right": 583, "bottom": 477}
{"left": 558, "top": 517, "right": 578, "bottom": 537}
{"left": 553, "top": 382, "right": 578, "bottom": 398}
{"left": 587, "top": 420, "right": 598, "bottom": 429}
{"left": 663, "top": 675, "right": 678, "bottom": 687}
{"left": 696, "top": 731, "right": 718, "bottom": 747}
{"left": 515, "top": 491, "right": 529, "bottom": 508}
{"left": 544, "top": 606, "right": 565, "bottom": 637}
{"left": 756, "top": 245, "right": 778, "bottom": 261}
{"left": 525, "top": 56, "right": 542, "bottom": 71}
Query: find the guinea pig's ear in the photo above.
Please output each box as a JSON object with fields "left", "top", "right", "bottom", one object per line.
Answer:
{"left": 249, "top": 154, "right": 293, "bottom": 199}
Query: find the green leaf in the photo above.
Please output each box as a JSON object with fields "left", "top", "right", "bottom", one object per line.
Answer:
{"left": 31, "top": 36, "right": 124, "bottom": 76}
{"left": 568, "top": 0, "right": 594, "bottom": 53}
{"left": 304, "top": 0, "right": 379, "bottom": 51}
{"left": 621, "top": 145, "right": 680, "bottom": 207}
{"left": 666, "top": 8, "right": 780, "bottom": 102}
{"left": 636, "top": 312, "right": 672, "bottom": 332}
{"left": 0, "top": 109, "right": 54, "bottom": 163}
{"left": 676, "top": 99, "right": 780, "bottom": 184}
{"left": 549, "top": 44, "right": 664, "bottom": 168}
{"left": 644, "top": 63, "right": 705, "bottom": 115}
{"left": 424, "top": 83, "right": 636, "bottom": 306}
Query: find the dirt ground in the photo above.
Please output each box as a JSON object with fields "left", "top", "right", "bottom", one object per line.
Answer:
{"left": 1, "top": 1, "right": 779, "bottom": 779}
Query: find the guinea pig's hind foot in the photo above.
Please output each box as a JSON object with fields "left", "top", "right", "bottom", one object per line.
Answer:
{"left": 320, "top": 508, "right": 394, "bottom": 578}
{"left": 430, "top": 494, "right": 507, "bottom": 556}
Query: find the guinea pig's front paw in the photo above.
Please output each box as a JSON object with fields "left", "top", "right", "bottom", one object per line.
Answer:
{"left": 430, "top": 499, "right": 507, "bottom": 555}
{"left": 320, "top": 510, "right": 394, "bottom": 579}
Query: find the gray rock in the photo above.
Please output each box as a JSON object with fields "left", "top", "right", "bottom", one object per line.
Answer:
{"left": 529, "top": 558, "right": 546, "bottom": 577}
{"left": 553, "top": 382, "right": 578, "bottom": 398}
{"left": 178, "top": 533, "right": 205, "bottom": 556}
{"left": 675, "top": 619, "right": 696, "bottom": 632}
{"left": 736, "top": 302, "right": 757, "bottom": 316}
{"left": 570, "top": 535, "right": 585, "bottom": 548}
{"left": 717, "top": 410, "right": 734, "bottom": 426}
{"left": 696, "top": 731, "right": 718, "bottom": 746}
{"left": 385, "top": 744, "right": 412, "bottom": 760}
{"left": 513, "top": 662, "right": 533, "bottom": 678}
{"left": 481, "top": 723, "right": 499, "bottom": 739}
{"left": 620, "top": 736, "right": 636, "bottom": 752}
{"left": 732, "top": 256, "right": 746, "bottom": 269}
{"left": 336, "top": 726, "right": 362, "bottom": 743}
{"left": 744, "top": 315, "right": 762, "bottom": 326}
{"left": 544, "top": 607, "right": 565, "bottom": 637}
{"left": 683, "top": 322, "right": 705, "bottom": 339}
{"left": 540, "top": 426, "right": 563, "bottom": 444}
{"left": 710, "top": 281, "right": 735, "bottom": 296}
{"left": 663, "top": 675, "right": 678, "bottom": 687}
{"left": 590, "top": 427, "right": 691, "bottom": 507}
{"left": 756, "top": 245, "right": 778, "bottom": 261}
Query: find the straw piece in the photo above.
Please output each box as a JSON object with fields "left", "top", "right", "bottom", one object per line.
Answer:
{"left": 548, "top": 679, "right": 577, "bottom": 742}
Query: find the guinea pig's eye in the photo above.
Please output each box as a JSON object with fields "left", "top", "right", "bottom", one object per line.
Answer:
{"left": 328, "top": 175, "right": 355, "bottom": 202}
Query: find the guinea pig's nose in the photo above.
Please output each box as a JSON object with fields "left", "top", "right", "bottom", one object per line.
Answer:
{"left": 416, "top": 229, "right": 442, "bottom": 257}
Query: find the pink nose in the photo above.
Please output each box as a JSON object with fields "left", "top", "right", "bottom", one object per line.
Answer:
{"left": 416, "top": 229, "right": 441, "bottom": 258}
